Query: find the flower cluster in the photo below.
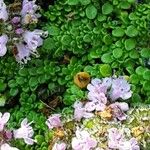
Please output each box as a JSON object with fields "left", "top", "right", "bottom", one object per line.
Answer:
{"left": 0, "top": 112, "right": 35, "bottom": 150}
{"left": 0, "top": 0, "right": 47, "bottom": 64}
{"left": 74, "top": 76, "right": 131, "bottom": 122}
{"left": 44, "top": 76, "right": 147, "bottom": 150}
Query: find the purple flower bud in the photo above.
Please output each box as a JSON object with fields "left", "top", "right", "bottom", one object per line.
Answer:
{"left": 15, "top": 28, "right": 24, "bottom": 35}
{"left": 11, "top": 17, "right": 21, "bottom": 24}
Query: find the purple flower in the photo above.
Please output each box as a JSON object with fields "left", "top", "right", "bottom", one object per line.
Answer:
{"left": 1, "top": 143, "right": 19, "bottom": 150}
{"left": 87, "top": 78, "right": 112, "bottom": 96}
{"left": 118, "top": 138, "right": 140, "bottom": 150}
{"left": 13, "top": 118, "right": 36, "bottom": 145}
{"left": 73, "top": 101, "right": 94, "bottom": 121}
{"left": 0, "top": 0, "right": 8, "bottom": 21}
{"left": 15, "top": 43, "right": 31, "bottom": 64}
{"left": 11, "top": 17, "right": 21, "bottom": 24}
{"left": 109, "top": 77, "right": 132, "bottom": 101}
{"left": 52, "top": 142, "right": 67, "bottom": 150}
{"left": 0, "top": 112, "right": 10, "bottom": 131}
{"left": 72, "top": 128, "right": 97, "bottom": 150}
{"left": 85, "top": 92, "right": 107, "bottom": 112}
{"left": 21, "top": 0, "right": 38, "bottom": 17}
{"left": 110, "top": 102, "right": 129, "bottom": 121}
{"left": 46, "top": 114, "right": 62, "bottom": 129}
{"left": 108, "top": 128, "right": 124, "bottom": 149}
{"left": 23, "top": 30, "right": 43, "bottom": 51}
{"left": 15, "top": 28, "right": 24, "bottom": 35}
{"left": 0, "top": 34, "right": 8, "bottom": 56}
{"left": 21, "top": 0, "right": 40, "bottom": 24}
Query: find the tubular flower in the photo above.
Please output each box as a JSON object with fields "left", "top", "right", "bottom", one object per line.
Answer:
{"left": 73, "top": 101, "right": 94, "bottom": 121}
{"left": 0, "top": 143, "right": 19, "bottom": 150}
{"left": 52, "top": 142, "right": 67, "bottom": 150}
{"left": 0, "top": 34, "right": 8, "bottom": 56}
{"left": 46, "top": 114, "right": 62, "bottom": 129}
{"left": 109, "top": 77, "right": 132, "bottom": 101}
{"left": 72, "top": 128, "right": 97, "bottom": 150}
{"left": 13, "top": 118, "right": 36, "bottom": 145}
{"left": 0, "top": 112, "right": 10, "bottom": 131}
{"left": 0, "top": 0, "right": 8, "bottom": 21}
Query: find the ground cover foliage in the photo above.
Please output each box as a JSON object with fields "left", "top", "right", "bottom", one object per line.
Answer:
{"left": 0, "top": 0, "right": 150, "bottom": 149}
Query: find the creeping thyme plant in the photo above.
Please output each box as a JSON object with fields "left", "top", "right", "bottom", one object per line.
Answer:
{"left": 0, "top": 0, "right": 150, "bottom": 149}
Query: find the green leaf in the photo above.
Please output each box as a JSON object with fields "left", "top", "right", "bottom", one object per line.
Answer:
{"left": 0, "top": 95, "right": 6, "bottom": 106}
{"left": 47, "top": 26, "right": 60, "bottom": 35}
{"left": 29, "top": 77, "right": 38, "bottom": 87}
{"left": 0, "top": 82, "right": 6, "bottom": 92}
{"left": 130, "top": 74, "right": 139, "bottom": 84}
{"left": 143, "top": 70, "right": 150, "bottom": 80}
{"left": 112, "top": 27, "right": 125, "bottom": 37}
{"left": 19, "top": 68, "right": 28, "bottom": 77}
{"left": 101, "top": 53, "right": 113, "bottom": 63}
{"left": 143, "top": 81, "right": 150, "bottom": 91}
{"left": 125, "top": 25, "right": 138, "bottom": 37}
{"left": 80, "top": 0, "right": 90, "bottom": 5}
{"left": 113, "top": 48, "right": 123, "bottom": 58}
{"left": 102, "top": 3, "right": 113, "bottom": 15}
{"left": 129, "top": 50, "right": 139, "bottom": 59}
{"left": 35, "top": 135, "right": 45, "bottom": 145}
{"left": 141, "top": 48, "right": 150, "bottom": 58}
{"left": 61, "top": 35, "right": 72, "bottom": 45}
{"left": 8, "top": 80, "right": 17, "bottom": 88}
{"left": 120, "top": 1, "right": 131, "bottom": 9}
{"left": 125, "top": 39, "right": 136, "bottom": 50}
{"left": 43, "top": 38, "right": 55, "bottom": 50}
{"left": 103, "top": 35, "right": 112, "bottom": 45}
{"left": 86, "top": 5, "right": 97, "bottom": 19}
{"left": 135, "top": 66, "right": 145, "bottom": 76}
{"left": 67, "top": 0, "right": 79, "bottom": 5}
{"left": 83, "top": 34, "right": 92, "bottom": 43}
{"left": 10, "top": 88, "right": 19, "bottom": 96}
{"left": 100, "top": 64, "right": 112, "bottom": 77}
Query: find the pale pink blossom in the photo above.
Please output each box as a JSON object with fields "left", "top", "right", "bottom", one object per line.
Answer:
{"left": 11, "top": 17, "right": 21, "bottom": 24}
{"left": 52, "top": 142, "right": 67, "bottom": 150}
{"left": 109, "top": 77, "right": 132, "bottom": 101}
{"left": 15, "top": 43, "right": 31, "bottom": 64}
{"left": 72, "top": 128, "right": 97, "bottom": 150}
{"left": 0, "top": 0, "right": 8, "bottom": 21}
{"left": 0, "top": 34, "right": 8, "bottom": 56}
{"left": 0, "top": 112, "right": 10, "bottom": 131}
{"left": 73, "top": 101, "right": 94, "bottom": 121}
{"left": 118, "top": 138, "right": 140, "bottom": 150}
{"left": 85, "top": 92, "right": 107, "bottom": 112}
{"left": 46, "top": 114, "right": 62, "bottom": 129}
{"left": 0, "top": 143, "right": 19, "bottom": 150}
{"left": 108, "top": 128, "right": 124, "bottom": 149}
{"left": 13, "top": 118, "right": 36, "bottom": 145}
{"left": 23, "top": 30, "right": 43, "bottom": 51}
{"left": 110, "top": 102, "right": 129, "bottom": 121}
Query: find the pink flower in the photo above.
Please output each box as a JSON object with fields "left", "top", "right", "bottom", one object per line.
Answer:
{"left": 109, "top": 77, "right": 132, "bottom": 101}
{"left": 52, "top": 142, "right": 67, "bottom": 150}
{"left": 46, "top": 114, "right": 62, "bottom": 129}
{"left": 118, "top": 138, "right": 140, "bottom": 150}
{"left": 73, "top": 101, "right": 94, "bottom": 121}
{"left": 0, "top": 0, "right": 8, "bottom": 21}
{"left": 110, "top": 102, "right": 129, "bottom": 121}
{"left": 108, "top": 128, "right": 124, "bottom": 149}
{"left": 23, "top": 30, "right": 43, "bottom": 51}
{"left": 72, "top": 128, "right": 97, "bottom": 150}
{"left": 15, "top": 43, "right": 31, "bottom": 64}
{"left": 11, "top": 17, "right": 21, "bottom": 24}
{"left": 85, "top": 92, "right": 107, "bottom": 112}
{"left": 0, "top": 34, "right": 8, "bottom": 56}
{"left": 1, "top": 143, "right": 19, "bottom": 150}
{"left": 87, "top": 78, "right": 112, "bottom": 95}
{"left": 15, "top": 28, "right": 24, "bottom": 35}
{"left": 13, "top": 118, "right": 36, "bottom": 145}
{"left": 0, "top": 112, "right": 10, "bottom": 131}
